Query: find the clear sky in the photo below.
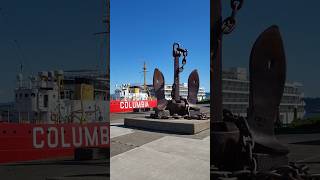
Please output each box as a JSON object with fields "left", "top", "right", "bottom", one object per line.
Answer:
{"left": 0, "top": 0, "right": 106, "bottom": 102}
{"left": 110, "top": 0, "right": 210, "bottom": 94}
{"left": 221, "top": 0, "right": 320, "bottom": 97}
{"left": 1, "top": 0, "right": 319, "bottom": 102}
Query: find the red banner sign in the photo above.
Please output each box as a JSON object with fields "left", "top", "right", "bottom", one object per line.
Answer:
{"left": 110, "top": 100, "right": 157, "bottom": 113}
{"left": 0, "top": 122, "right": 109, "bottom": 164}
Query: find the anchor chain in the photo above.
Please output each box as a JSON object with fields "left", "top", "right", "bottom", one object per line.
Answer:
{"left": 222, "top": 0, "right": 244, "bottom": 34}
{"left": 223, "top": 110, "right": 257, "bottom": 172}
{"left": 212, "top": 161, "right": 320, "bottom": 180}
{"left": 213, "top": 110, "right": 320, "bottom": 180}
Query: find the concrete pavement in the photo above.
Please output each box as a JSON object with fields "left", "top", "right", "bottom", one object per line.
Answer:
{"left": 111, "top": 135, "right": 210, "bottom": 180}
{"left": 110, "top": 105, "right": 210, "bottom": 180}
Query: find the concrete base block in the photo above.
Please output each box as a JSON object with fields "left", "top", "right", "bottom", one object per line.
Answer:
{"left": 124, "top": 117, "right": 210, "bottom": 134}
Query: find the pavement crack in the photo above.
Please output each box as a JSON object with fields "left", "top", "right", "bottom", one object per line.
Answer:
{"left": 111, "top": 139, "right": 139, "bottom": 148}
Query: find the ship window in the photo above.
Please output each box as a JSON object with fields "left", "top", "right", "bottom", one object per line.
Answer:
{"left": 31, "top": 93, "right": 35, "bottom": 97}
{"left": 61, "top": 92, "right": 65, "bottom": 99}
{"left": 15, "top": 94, "right": 18, "bottom": 98}
{"left": 19, "top": 93, "right": 22, "bottom": 98}
{"left": 25, "top": 94, "right": 29, "bottom": 98}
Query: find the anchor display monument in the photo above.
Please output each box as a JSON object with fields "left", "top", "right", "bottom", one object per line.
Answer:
{"left": 124, "top": 43, "right": 209, "bottom": 135}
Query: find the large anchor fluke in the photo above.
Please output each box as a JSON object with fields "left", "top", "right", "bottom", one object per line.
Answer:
{"left": 248, "top": 25, "right": 289, "bottom": 155}
{"left": 153, "top": 68, "right": 167, "bottom": 111}
{"left": 187, "top": 69, "right": 200, "bottom": 105}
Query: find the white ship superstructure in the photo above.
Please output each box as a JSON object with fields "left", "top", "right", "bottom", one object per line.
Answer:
{"left": 222, "top": 67, "right": 305, "bottom": 125}
{"left": 112, "top": 83, "right": 206, "bottom": 102}
{"left": 112, "top": 84, "right": 150, "bottom": 100}
{"left": 11, "top": 69, "right": 108, "bottom": 124}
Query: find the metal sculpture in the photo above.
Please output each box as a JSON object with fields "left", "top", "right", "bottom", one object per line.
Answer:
{"left": 211, "top": 0, "right": 320, "bottom": 179}
{"left": 152, "top": 43, "right": 204, "bottom": 119}
{"left": 248, "top": 25, "right": 289, "bottom": 156}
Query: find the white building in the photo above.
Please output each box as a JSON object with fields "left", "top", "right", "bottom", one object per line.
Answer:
{"left": 222, "top": 67, "right": 305, "bottom": 125}
{"left": 112, "top": 83, "right": 206, "bottom": 102}
{"left": 164, "top": 83, "right": 206, "bottom": 101}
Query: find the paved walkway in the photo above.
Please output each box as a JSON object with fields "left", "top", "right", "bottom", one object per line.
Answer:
{"left": 110, "top": 125, "right": 210, "bottom": 180}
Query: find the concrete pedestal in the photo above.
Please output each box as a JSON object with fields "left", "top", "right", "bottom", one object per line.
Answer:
{"left": 124, "top": 117, "right": 210, "bottom": 135}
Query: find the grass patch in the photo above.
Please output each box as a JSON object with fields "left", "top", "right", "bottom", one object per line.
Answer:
{"left": 276, "top": 116, "right": 320, "bottom": 134}
{"left": 197, "top": 100, "right": 210, "bottom": 104}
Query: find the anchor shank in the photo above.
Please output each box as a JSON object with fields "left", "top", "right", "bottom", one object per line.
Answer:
{"left": 211, "top": 0, "right": 223, "bottom": 122}
{"left": 173, "top": 55, "right": 180, "bottom": 101}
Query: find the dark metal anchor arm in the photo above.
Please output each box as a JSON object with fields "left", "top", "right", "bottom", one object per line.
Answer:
{"left": 179, "top": 51, "right": 188, "bottom": 72}
{"left": 170, "top": 84, "right": 176, "bottom": 100}
{"left": 172, "top": 42, "right": 188, "bottom": 101}
{"left": 172, "top": 43, "right": 181, "bottom": 57}
{"left": 173, "top": 43, "right": 188, "bottom": 73}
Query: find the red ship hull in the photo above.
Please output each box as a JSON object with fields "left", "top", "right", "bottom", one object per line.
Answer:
{"left": 110, "top": 100, "right": 157, "bottom": 113}
{"left": 0, "top": 122, "right": 109, "bottom": 164}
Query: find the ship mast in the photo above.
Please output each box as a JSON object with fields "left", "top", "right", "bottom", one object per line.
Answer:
{"left": 94, "top": 0, "right": 109, "bottom": 71}
{"left": 93, "top": 0, "right": 110, "bottom": 101}
{"left": 143, "top": 62, "right": 147, "bottom": 91}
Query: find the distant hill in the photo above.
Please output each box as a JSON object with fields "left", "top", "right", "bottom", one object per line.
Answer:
{"left": 304, "top": 97, "right": 320, "bottom": 118}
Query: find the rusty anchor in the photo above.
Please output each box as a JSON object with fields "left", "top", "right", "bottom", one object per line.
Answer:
{"left": 248, "top": 25, "right": 289, "bottom": 156}
{"left": 212, "top": 25, "right": 290, "bottom": 173}
{"left": 211, "top": 1, "right": 320, "bottom": 179}
{"left": 152, "top": 43, "right": 203, "bottom": 119}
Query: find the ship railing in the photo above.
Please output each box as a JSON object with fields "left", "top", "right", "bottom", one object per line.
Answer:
{"left": 1, "top": 111, "right": 35, "bottom": 124}
{"left": 0, "top": 110, "right": 106, "bottom": 124}
{"left": 111, "top": 97, "right": 157, "bottom": 101}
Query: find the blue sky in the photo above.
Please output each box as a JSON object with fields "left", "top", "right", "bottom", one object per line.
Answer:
{"left": 110, "top": 0, "right": 210, "bottom": 94}
{"left": 221, "top": 0, "right": 320, "bottom": 97}
{"left": 1, "top": 0, "right": 320, "bottom": 103}
{"left": 0, "top": 0, "right": 105, "bottom": 102}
